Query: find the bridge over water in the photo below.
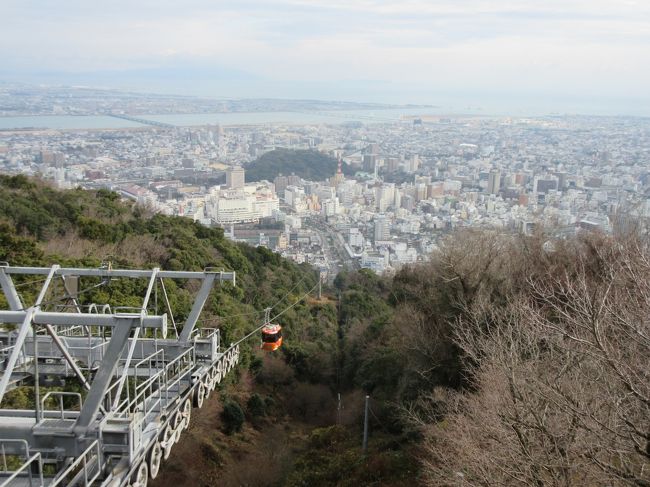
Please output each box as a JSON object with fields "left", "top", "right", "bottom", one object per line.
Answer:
{"left": 107, "top": 114, "right": 175, "bottom": 129}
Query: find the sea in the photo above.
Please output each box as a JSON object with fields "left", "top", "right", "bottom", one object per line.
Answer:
{"left": 0, "top": 99, "right": 647, "bottom": 131}
{"left": 0, "top": 108, "right": 445, "bottom": 130}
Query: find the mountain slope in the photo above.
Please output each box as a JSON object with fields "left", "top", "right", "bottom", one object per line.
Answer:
{"left": 0, "top": 175, "right": 419, "bottom": 487}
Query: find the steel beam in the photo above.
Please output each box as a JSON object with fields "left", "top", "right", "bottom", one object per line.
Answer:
{"left": 159, "top": 278, "right": 178, "bottom": 337}
{"left": 0, "top": 268, "right": 28, "bottom": 370}
{"left": 74, "top": 320, "right": 135, "bottom": 435}
{"left": 1, "top": 270, "right": 94, "bottom": 394}
{"left": 179, "top": 273, "right": 217, "bottom": 342}
{"left": 43, "top": 325, "right": 91, "bottom": 391}
{"left": 0, "top": 311, "right": 166, "bottom": 331}
{"left": 0, "top": 308, "right": 35, "bottom": 403}
{"left": 111, "top": 269, "right": 158, "bottom": 410}
{"left": 33, "top": 265, "right": 58, "bottom": 308}
{"left": 0, "top": 268, "right": 23, "bottom": 310}
{"left": 0, "top": 264, "right": 239, "bottom": 480}
{"left": 1, "top": 266, "right": 235, "bottom": 281}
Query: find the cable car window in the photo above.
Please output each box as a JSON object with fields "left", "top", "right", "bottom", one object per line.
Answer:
{"left": 262, "top": 333, "right": 279, "bottom": 343}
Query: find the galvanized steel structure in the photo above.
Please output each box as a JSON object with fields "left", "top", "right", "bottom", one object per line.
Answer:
{"left": 0, "top": 264, "right": 241, "bottom": 486}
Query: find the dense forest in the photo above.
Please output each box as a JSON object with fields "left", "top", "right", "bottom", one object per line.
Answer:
{"left": 245, "top": 148, "right": 354, "bottom": 182}
{"left": 0, "top": 175, "right": 648, "bottom": 486}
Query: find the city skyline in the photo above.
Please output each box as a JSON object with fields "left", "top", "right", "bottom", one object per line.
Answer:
{"left": 3, "top": 110, "right": 647, "bottom": 276}
{"left": 1, "top": 1, "right": 649, "bottom": 116}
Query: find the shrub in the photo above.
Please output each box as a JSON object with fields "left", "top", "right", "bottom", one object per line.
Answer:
{"left": 287, "top": 382, "right": 335, "bottom": 424}
{"left": 221, "top": 400, "right": 245, "bottom": 434}
{"left": 255, "top": 354, "right": 295, "bottom": 388}
{"left": 247, "top": 393, "right": 267, "bottom": 418}
{"left": 248, "top": 355, "right": 263, "bottom": 375}
{"left": 200, "top": 440, "right": 224, "bottom": 466}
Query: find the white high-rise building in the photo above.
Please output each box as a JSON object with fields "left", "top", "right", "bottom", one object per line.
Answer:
{"left": 208, "top": 191, "right": 256, "bottom": 223}
{"left": 284, "top": 186, "right": 305, "bottom": 211}
{"left": 405, "top": 154, "right": 420, "bottom": 173}
{"left": 393, "top": 189, "right": 402, "bottom": 209}
{"left": 374, "top": 214, "right": 390, "bottom": 242}
{"left": 361, "top": 251, "right": 388, "bottom": 274}
{"left": 349, "top": 228, "right": 364, "bottom": 247}
{"left": 226, "top": 166, "right": 245, "bottom": 189}
{"left": 321, "top": 197, "right": 340, "bottom": 217}
{"left": 375, "top": 183, "right": 395, "bottom": 211}
{"left": 337, "top": 180, "right": 359, "bottom": 208}
{"left": 205, "top": 184, "right": 279, "bottom": 224}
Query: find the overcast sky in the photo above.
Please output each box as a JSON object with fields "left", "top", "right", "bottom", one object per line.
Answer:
{"left": 1, "top": 0, "right": 649, "bottom": 113}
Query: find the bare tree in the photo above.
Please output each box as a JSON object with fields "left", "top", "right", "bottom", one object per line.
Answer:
{"left": 419, "top": 233, "right": 650, "bottom": 487}
{"left": 392, "top": 229, "right": 523, "bottom": 391}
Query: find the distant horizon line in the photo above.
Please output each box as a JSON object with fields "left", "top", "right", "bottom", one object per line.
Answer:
{"left": 1, "top": 79, "right": 649, "bottom": 120}
{"left": 0, "top": 79, "right": 435, "bottom": 108}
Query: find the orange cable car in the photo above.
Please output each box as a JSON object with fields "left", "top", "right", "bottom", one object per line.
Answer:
{"left": 261, "top": 323, "right": 283, "bottom": 351}
{"left": 260, "top": 307, "right": 283, "bottom": 351}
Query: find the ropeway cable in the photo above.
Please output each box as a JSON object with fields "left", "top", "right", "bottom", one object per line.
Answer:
{"left": 198, "top": 309, "right": 264, "bottom": 325}
{"left": 227, "top": 280, "right": 320, "bottom": 350}
{"left": 268, "top": 273, "right": 310, "bottom": 310}
{"left": 198, "top": 273, "right": 313, "bottom": 326}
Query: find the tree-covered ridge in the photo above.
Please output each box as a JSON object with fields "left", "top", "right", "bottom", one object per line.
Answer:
{"left": 244, "top": 148, "right": 354, "bottom": 182}
{"left": 0, "top": 174, "right": 321, "bottom": 346}
{"left": 314, "top": 228, "right": 650, "bottom": 487}
{"left": 0, "top": 175, "right": 421, "bottom": 486}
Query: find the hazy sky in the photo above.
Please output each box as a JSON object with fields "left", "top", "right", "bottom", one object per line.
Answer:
{"left": 1, "top": 0, "right": 649, "bottom": 112}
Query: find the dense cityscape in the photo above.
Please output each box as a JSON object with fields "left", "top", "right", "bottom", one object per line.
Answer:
{"left": 2, "top": 0, "right": 650, "bottom": 484}
{"left": 2, "top": 100, "right": 648, "bottom": 279}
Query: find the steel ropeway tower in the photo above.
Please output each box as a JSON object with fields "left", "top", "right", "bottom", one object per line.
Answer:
{"left": 0, "top": 263, "right": 242, "bottom": 487}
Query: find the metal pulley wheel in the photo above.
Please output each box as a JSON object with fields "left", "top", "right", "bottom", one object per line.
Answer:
{"left": 148, "top": 442, "right": 162, "bottom": 479}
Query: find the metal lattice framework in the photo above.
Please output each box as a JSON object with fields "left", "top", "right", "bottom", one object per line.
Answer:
{"left": 0, "top": 264, "right": 242, "bottom": 487}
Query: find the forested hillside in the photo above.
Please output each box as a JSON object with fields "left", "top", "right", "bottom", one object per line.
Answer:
{"left": 0, "top": 174, "right": 318, "bottom": 340}
{"left": 334, "top": 228, "right": 650, "bottom": 486}
{"left": 0, "top": 175, "right": 416, "bottom": 487}
{"left": 390, "top": 229, "right": 650, "bottom": 486}
{"left": 1, "top": 175, "right": 647, "bottom": 486}
{"left": 245, "top": 148, "right": 354, "bottom": 182}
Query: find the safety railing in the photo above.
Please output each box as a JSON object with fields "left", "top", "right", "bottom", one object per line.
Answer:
{"left": 24, "top": 336, "right": 60, "bottom": 359}
{"left": 53, "top": 303, "right": 113, "bottom": 338}
{"left": 66, "top": 340, "right": 109, "bottom": 371}
{"left": 39, "top": 392, "right": 82, "bottom": 421}
{"left": 0, "top": 345, "right": 16, "bottom": 365}
{"left": 49, "top": 440, "right": 101, "bottom": 487}
{"left": 0, "top": 439, "right": 43, "bottom": 487}
{"left": 194, "top": 327, "right": 218, "bottom": 340}
{"left": 162, "top": 347, "right": 195, "bottom": 400}
{"left": 105, "top": 346, "right": 195, "bottom": 419}
{"left": 110, "top": 348, "right": 166, "bottom": 416}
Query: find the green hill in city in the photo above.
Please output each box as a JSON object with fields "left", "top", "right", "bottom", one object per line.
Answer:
{"left": 245, "top": 148, "right": 353, "bottom": 182}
